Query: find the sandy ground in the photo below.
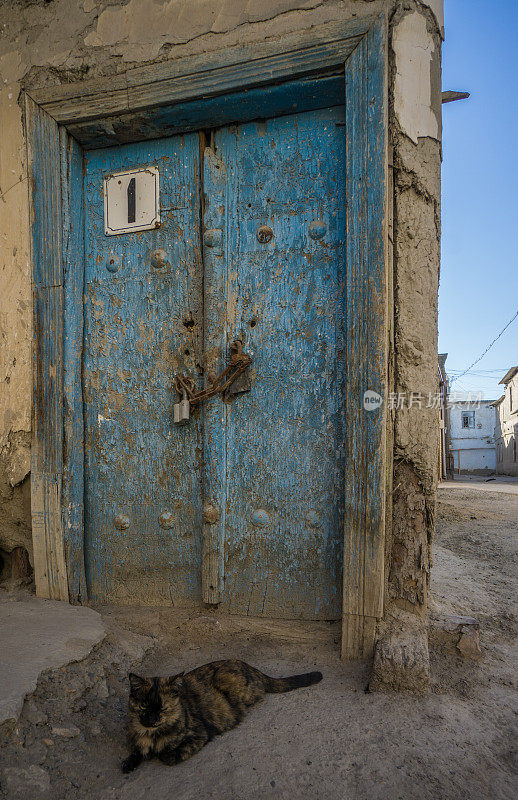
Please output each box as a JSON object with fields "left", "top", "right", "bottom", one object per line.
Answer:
{"left": 0, "top": 482, "right": 516, "bottom": 800}
{"left": 440, "top": 476, "right": 518, "bottom": 494}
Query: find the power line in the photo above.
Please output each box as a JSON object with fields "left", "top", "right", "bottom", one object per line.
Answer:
{"left": 448, "top": 371, "right": 508, "bottom": 380}
{"left": 448, "top": 368, "right": 509, "bottom": 374}
{"left": 450, "top": 388, "right": 497, "bottom": 394}
{"left": 449, "top": 309, "right": 518, "bottom": 385}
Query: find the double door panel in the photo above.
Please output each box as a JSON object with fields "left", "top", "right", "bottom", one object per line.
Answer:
{"left": 83, "top": 106, "right": 346, "bottom": 617}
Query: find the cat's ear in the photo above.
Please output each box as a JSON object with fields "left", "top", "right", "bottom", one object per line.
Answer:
{"left": 128, "top": 673, "right": 148, "bottom": 693}
{"left": 162, "top": 672, "right": 184, "bottom": 691}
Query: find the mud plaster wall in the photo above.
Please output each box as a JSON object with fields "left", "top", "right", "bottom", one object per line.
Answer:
{"left": 388, "top": 3, "right": 441, "bottom": 617}
{"left": 0, "top": 0, "right": 442, "bottom": 637}
{"left": 370, "top": 1, "right": 442, "bottom": 690}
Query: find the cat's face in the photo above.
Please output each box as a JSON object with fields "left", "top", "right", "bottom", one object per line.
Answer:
{"left": 128, "top": 673, "right": 183, "bottom": 730}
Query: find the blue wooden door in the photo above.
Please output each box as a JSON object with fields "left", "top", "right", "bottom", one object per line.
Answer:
{"left": 83, "top": 107, "right": 345, "bottom": 616}
{"left": 83, "top": 134, "right": 204, "bottom": 604}
{"left": 206, "top": 108, "right": 346, "bottom": 618}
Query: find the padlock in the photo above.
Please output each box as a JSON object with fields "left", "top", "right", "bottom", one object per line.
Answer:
{"left": 174, "top": 390, "right": 190, "bottom": 425}
{"left": 180, "top": 390, "right": 190, "bottom": 422}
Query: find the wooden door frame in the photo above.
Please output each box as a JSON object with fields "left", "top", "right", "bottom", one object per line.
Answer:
{"left": 25, "top": 13, "right": 389, "bottom": 658}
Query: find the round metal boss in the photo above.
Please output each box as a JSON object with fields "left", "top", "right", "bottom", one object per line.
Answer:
{"left": 309, "top": 220, "right": 327, "bottom": 240}
{"left": 151, "top": 249, "right": 168, "bottom": 268}
{"left": 203, "top": 228, "right": 223, "bottom": 248}
{"left": 251, "top": 509, "right": 270, "bottom": 528}
{"left": 158, "top": 511, "right": 175, "bottom": 529}
{"left": 256, "top": 225, "right": 274, "bottom": 244}
{"left": 106, "top": 254, "right": 120, "bottom": 273}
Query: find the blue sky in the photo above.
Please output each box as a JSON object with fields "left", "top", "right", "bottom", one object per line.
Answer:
{"left": 439, "top": 0, "right": 518, "bottom": 399}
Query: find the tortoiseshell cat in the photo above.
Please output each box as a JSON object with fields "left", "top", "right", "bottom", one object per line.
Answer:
{"left": 122, "top": 659, "right": 322, "bottom": 772}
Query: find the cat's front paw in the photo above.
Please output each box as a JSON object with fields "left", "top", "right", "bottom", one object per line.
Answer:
{"left": 121, "top": 752, "right": 143, "bottom": 773}
{"left": 158, "top": 747, "right": 180, "bottom": 766}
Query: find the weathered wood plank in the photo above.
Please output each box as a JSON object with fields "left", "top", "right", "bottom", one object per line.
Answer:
{"left": 26, "top": 96, "right": 62, "bottom": 289}
{"left": 30, "top": 288, "right": 68, "bottom": 600}
{"left": 341, "top": 614, "right": 377, "bottom": 658}
{"left": 68, "top": 75, "right": 345, "bottom": 150}
{"left": 361, "top": 17, "right": 388, "bottom": 621}
{"left": 60, "top": 130, "right": 87, "bottom": 603}
{"left": 32, "top": 286, "right": 63, "bottom": 473}
{"left": 126, "top": 37, "right": 361, "bottom": 116}
{"left": 342, "top": 17, "right": 388, "bottom": 655}
{"left": 31, "top": 472, "right": 68, "bottom": 601}
{"left": 201, "top": 147, "right": 228, "bottom": 605}
{"left": 28, "top": 17, "right": 372, "bottom": 124}
{"left": 26, "top": 95, "right": 68, "bottom": 600}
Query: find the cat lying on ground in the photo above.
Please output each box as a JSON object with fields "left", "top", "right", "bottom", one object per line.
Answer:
{"left": 122, "top": 659, "right": 322, "bottom": 772}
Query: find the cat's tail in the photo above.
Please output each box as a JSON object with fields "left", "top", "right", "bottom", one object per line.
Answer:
{"left": 262, "top": 670, "right": 323, "bottom": 693}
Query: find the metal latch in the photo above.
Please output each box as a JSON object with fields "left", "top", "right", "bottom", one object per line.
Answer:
{"left": 174, "top": 339, "right": 251, "bottom": 424}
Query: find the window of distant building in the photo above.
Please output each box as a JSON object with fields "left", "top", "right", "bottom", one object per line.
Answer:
{"left": 462, "top": 411, "right": 475, "bottom": 429}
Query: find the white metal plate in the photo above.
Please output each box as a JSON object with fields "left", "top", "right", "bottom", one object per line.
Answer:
{"left": 104, "top": 166, "right": 160, "bottom": 235}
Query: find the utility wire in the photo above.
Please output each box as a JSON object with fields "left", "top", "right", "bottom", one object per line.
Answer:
{"left": 449, "top": 309, "right": 518, "bottom": 385}
{"left": 448, "top": 368, "right": 509, "bottom": 374}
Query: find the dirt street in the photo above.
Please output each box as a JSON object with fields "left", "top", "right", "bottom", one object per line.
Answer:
{"left": 0, "top": 481, "right": 516, "bottom": 800}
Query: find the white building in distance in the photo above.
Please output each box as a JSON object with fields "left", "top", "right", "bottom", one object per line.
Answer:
{"left": 449, "top": 400, "right": 496, "bottom": 475}
{"left": 493, "top": 367, "right": 518, "bottom": 476}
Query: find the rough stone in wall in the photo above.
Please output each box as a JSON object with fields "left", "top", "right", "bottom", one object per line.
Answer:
{"left": 0, "top": 431, "right": 33, "bottom": 580}
{"left": 1, "top": 430, "right": 31, "bottom": 490}
{"left": 431, "top": 614, "right": 483, "bottom": 662}
{"left": 389, "top": 461, "right": 432, "bottom": 610}
{"left": 369, "top": 607, "right": 430, "bottom": 693}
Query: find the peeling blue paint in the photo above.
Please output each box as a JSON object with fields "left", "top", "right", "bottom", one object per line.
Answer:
{"left": 215, "top": 108, "right": 346, "bottom": 618}
{"left": 82, "top": 106, "right": 347, "bottom": 616}
{"left": 83, "top": 133, "right": 204, "bottom": 605}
